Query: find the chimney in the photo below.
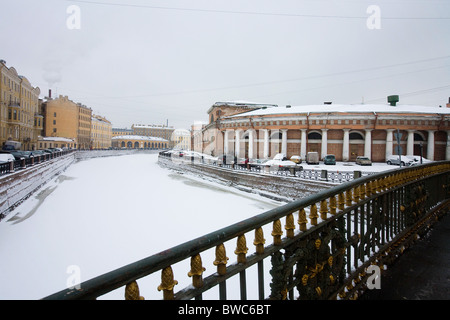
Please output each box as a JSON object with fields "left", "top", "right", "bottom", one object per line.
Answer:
{"left": 49, "top": 89, "right": 52, "bottom": 98}
{"left": 447, "top": 97, "right": 450, "bottom": 108}
{"left": 387, "top": 95, "right": 399, "bottom": 106}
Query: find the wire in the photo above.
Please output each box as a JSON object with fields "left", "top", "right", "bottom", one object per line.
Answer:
{"left": 68, "top": 0, "right": 450, "bottom": 20}
{"left": 73, "top": 55, "right": 450, "bottom": 99}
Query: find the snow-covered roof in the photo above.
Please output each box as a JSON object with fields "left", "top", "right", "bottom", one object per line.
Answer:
{"left": 226, "top": 103, "right": 450, "bottom": 118}
{"left": 132, "top": 124, "right": 174, "bottom": 129}
{"left": 40, "top": 137, "right": 75, "bottom": 142}
{"left": 112, "top": 135, "right": 168, "bottom": 141}
{"left": 172, "top": 128, "right": 191, "bottom": 136}
{"left": 213, "top": 100, "right": 278, "bottom": 108}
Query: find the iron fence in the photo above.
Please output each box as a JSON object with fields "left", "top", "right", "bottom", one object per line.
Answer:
{"left": 43, "top": 160, "right": 450, "bottom": 300}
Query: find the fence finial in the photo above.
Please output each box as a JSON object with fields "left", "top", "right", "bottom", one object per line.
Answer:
{"left": 213, "top": 244, "right": 229, "bottom": 275}
{"left": 125, "top": 280, "right": 144, "bottom": 300}
{"left": 188, "top": 254, "right": 206, "bottom": 288}
{"left": 157, "top": 266, "right": 178, "bottom": 300}
{"left": 235, "top": 234, "right": 248, "bottom": 264}
{"left": 254, "top": 227, "right": 266, "bottom": 254}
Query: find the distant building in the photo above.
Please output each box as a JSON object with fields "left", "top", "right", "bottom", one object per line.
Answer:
{"left": 171, "top": 128, "right": 191, "bottom": 150}
{"left": 111, "top": 135, "right": 169, "bottom": 149}
{"left": 0, "top": 60, "right": 42, "bottom": 150}
{"left": 91, "top": 115, "right": 112, "bottom": 149}
{"left": 132, "top": 124, "right": 174, "bottom": 140}
{"left": 37, "top": 136, "right": 76, "bottom": 149}
{"left": 196, "top": 98, "right": 450, "bottom": 162}
{"left": 112, "top": 127, "right": 133, "bottom": 137}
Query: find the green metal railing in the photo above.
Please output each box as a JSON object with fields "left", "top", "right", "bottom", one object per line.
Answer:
{"left": 43, "top": 160, "right": 450, "bottom": 300}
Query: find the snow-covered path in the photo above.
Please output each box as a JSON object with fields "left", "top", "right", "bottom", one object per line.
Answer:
{"left": 0, "top": 154, "right": 283, "bottom": 300}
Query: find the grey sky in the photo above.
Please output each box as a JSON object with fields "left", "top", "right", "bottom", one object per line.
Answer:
{"left": 1, "top": 0, "right": 449, "bottom": 129}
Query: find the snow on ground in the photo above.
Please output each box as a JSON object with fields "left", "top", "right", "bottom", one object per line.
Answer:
{"left": 0, "top": 153, "right": 284, "bottom": 300}
{"left": 298, "top": 161, "right": 395, "bottom": 173}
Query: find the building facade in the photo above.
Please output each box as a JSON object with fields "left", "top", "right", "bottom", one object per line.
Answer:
{"left": 0, "top": 60, "right": 42, "bottom": 150}
{"left": 195, "top": 99, "right": 450, "bottom": 162}
{"left": 112, "top": 128, "right": 133, "bottom": 137}
{"left": 132, "top": 124, "right": 174, "bottom": 140}
{"left": 91, "top": 114, "right": 112, "bottom": 149}
{"left": 41, "top": 95, "right": 97, "bottom": 149}
{"left": 171, "top": 128, "right": 191, "bottom": 150}
{"left": 111, "top": 135, "right": 169, "bottom": 149}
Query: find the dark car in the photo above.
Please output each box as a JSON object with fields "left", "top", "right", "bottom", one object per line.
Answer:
{"left": 323, "top": 154, "right": 336, "bottom": 165}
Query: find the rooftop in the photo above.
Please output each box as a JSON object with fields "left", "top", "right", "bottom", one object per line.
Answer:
{"left": 226, "top": 103, "right": 450, "bottom": 118}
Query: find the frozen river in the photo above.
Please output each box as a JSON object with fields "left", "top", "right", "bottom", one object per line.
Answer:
{"left": 0, "top": 153, "right": 284, "bottom": 300}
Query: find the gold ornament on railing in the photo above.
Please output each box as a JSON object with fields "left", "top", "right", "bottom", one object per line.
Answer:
{"left": 272, "top": 219, "right": 283, "bottom": 245}
{"left": 329, "top": 196, "right": 337, "bottom": 215}
{"left": 345, "top": 189, "right": 352, "bottom": 206}
{"left": 360, "top": 184, "right": 366, "bottom": 199}
{"left": 353, "top": 185, "right": 360, "bottom": 202}
{"left": 157, "top": 266, "right": 178, "bottom": 300}
{"left": 309, "top": 204, "right": 318, "bottom": 226}
{"left": 315, "top": 239, "right": 322, "bottom": 250}
{"left": 213, "top": 243, "right": 229, "bottom": 276}
{"left": 338, "top": 193, "right": 345, "bottom": 211}
{"left": 366, "top": 181, "right": 372, "bottom": 197}
{"left": 235, "top": 234, "right": 248, "bottom": 264}
{"left": 319, "top": 199, "right": 328, "bottom": 220}
{"left": 188, "top": 254, "right": 206, "bottom": 288}
{"left": 285, "top": 213, "right": 295, "bottom": 238}
{"left": 253, "top": 227, "right": 266, "bottom": 254}
{"left": 298, "top": 208, "right": 307, "bottom": 231}
{"left": 125, "top": 280, "right": 145, "bottom": 300}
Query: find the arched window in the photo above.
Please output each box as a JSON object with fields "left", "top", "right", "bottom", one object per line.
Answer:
{"left": 414, "top": 132, "right": 425, "bottom": 141}
{"left": 349, "top": 132, "right": 364, "bottom": 140}
{"left": 134, "top": 142, "right": 139, "bottom": 149}
{"left": 308, "top": 132, "right": 322, "bottom": 140}
{"left": 127, "top": 141, "right": 132, "bottom": 148}
{"left": 270, "top": 132, "right": 283, "bottom": 140}
{"left": 121, "top": 141, "right": 125, "bottom": 148}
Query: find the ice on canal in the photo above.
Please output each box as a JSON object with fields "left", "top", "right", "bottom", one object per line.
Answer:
{"left": 0, "top": 153, "right": 284, "bottom": 300}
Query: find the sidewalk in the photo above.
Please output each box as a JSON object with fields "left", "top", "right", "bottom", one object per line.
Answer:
{"left": 360, "top": 212, "right": 450, "bottom": 300}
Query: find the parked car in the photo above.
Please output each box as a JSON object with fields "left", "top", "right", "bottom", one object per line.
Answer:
{"left": 386, "top": 155, "right": 414, "bottom": 166}
{"left": 356, "top": 156, "right": 372, "bottom": 166}
{"left": 323, "top": 154, "right": 336, "bottom": 165}
{"left": 306, "top": 152, "right": 319, "bottom": 164}
{"left": 0, "top": 153, "right": 15, "bottom": 164}
{"left": 290, "top": 155, "right": 302, "bottom": 164}
{"left": 263, "top": 153, "right": 298, "bottom": 171}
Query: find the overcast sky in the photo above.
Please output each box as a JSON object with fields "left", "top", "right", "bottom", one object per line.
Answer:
{"left": 1, "top": 0, "right": 449, "bottom": 129}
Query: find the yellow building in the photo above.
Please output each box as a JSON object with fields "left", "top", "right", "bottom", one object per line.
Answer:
{"left": 111, "top": 135, "right": 169, "bottom": 149}
{"left": 42, "top": 95, "right": 95, "bottom": 149}
{"left": 91, "top": 114, "right": 112, "bottom": 149}
{"left": 0, "top": 60, "right": 42, "bottom": 150}
{"left": 112, "top": 127, "right": 133, "bottom": 137}
{"left": 171, "top": 128, "right": 191, "bottom": 150}
{"left": 77, "top": 103, "right": 92, "bottom": 149}
{"left": 37, "top": 136, "right": 76, "bottom": 149}
{"left": 132, "top": 124, "right": 174, "bottom": 141}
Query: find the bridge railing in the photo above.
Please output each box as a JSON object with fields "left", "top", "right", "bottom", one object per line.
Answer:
{"left": 43, "top": 160, "right": 450, "bottom": 300}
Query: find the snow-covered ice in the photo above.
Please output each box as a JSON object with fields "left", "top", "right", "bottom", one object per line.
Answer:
{"left": 0, "top": 153, "right": 284, "bottom": 300}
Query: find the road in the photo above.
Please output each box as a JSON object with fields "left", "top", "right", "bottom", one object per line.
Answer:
{"left": 360, "top": 212, "right": 450, "bottom": 300}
